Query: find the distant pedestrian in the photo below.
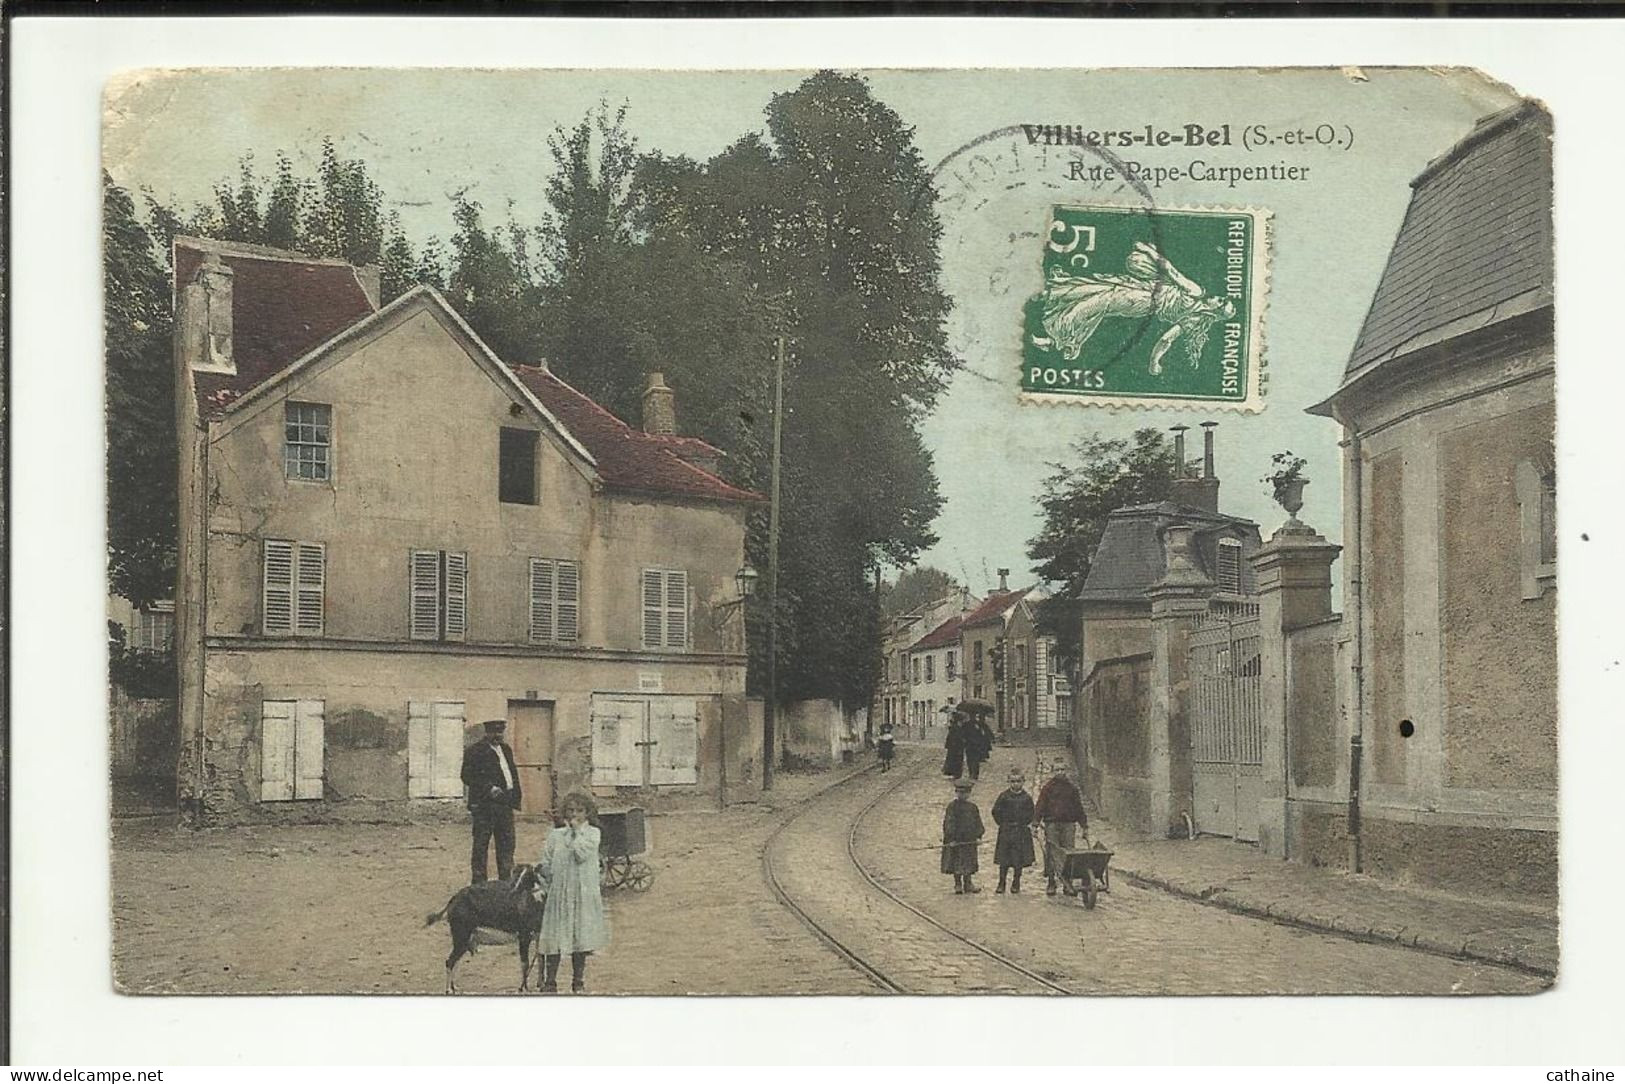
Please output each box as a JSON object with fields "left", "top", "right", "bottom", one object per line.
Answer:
{"left": 1033, "top": 764, "right": 1088, "bottom": 896}
{"left": 461, "top": 719, "right": 522, "bottom": 883}
{"left": 963, "top": 714, "right": 995, "bottom": 781}
{"left": 537, "top": 792, "right": 609, "bottom": 994}
{"left": 877, "top": 721, "right": 896, "bottom": 771}
{"left": 992, "top": 768, "right": 1036, "bottom": 894}
{"left": 941, "top": 712, "right": 966, "bottom": 779}
{"left": 941, "top": 778, "right": 985, "bottom": 894}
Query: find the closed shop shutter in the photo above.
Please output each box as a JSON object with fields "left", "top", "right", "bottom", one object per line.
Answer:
{"left": 260, "top": 700, "right": 296, "bottom": 802}
{"left": 648, "top": 698, "right": 699, "bottom": 785}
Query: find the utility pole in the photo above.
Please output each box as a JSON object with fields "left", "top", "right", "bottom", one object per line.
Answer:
{"left": 763, "top": 336, "right": 785, "bottom": 791}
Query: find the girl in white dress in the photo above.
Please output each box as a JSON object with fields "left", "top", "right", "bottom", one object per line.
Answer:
{"left": 537, "top": 792, "right": 609, "bottom": 993}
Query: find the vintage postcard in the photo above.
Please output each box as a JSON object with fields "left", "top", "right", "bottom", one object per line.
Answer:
{"left": 101, "top": 66, "right": 1555, "bottom": 997}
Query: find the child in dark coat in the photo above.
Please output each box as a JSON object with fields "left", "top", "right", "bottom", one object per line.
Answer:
{"left": 877, "top": 722, "right": 896, "bottom": 771}
{"left": 940, "top": 779, "right": 984, "bottom": 894}
{"left": 991, "top": 768, "right": 1037, "bottom": 894}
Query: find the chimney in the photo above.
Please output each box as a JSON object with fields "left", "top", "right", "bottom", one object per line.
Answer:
{"left": 997, "top": 568, "right": 1010, "bottom": 592}
{"left": 1168, "top": 422, "right": 1221, "bottom": 514}
{"left": 1170, "top": 425, "right": 1189, "bottom": 477}
{"left": 641, "top": 372, "right": 677, "bottom": 435}
{"left": 179, "top": 251, "right": 236, "bottom": 376}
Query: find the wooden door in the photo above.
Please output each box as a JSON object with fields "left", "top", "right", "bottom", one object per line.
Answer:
{"left": 508, "top": 700, "right": 555, "bottom": 817}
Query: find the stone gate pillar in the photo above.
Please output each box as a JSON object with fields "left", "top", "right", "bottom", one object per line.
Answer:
{"left": 1250, "top": 520, "right": 1341, "bottom": 858}
{"left": 1146, "top": 524, "right": 1214, "bottom": 838}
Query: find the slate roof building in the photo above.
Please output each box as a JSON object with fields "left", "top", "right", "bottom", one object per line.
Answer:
{"left": 1305, "top": 101, "right": 1556, "bottom": 895}
{"left": 1077, "top": 425, "right": 1262, "bottom": 675}
{"left": 172, "top": 237, "right": 763, "bottom": 822}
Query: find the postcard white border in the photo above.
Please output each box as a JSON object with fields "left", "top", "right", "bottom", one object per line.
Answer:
{"left": 11, "top": 15, "right": 1625, "bottom": 1067}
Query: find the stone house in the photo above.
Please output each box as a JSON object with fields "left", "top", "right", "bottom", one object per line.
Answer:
{"left": 905, "top": 611, "right": 965, "bottom": 731}
{"left": 1072, "top": 425, "right": 1264, "bottom": 834}
{"left": 1001, "top": 594, "right": 1069, "bottom": 731}
{"left": 1303, "top": 101, "right": 1556, "bottom": 895}
{"left": 955, "top": 576, "right": 1030, "bottom": 731}
{"left": 172, "top": 237, "right": 763, "bottom": 823}
{"left": 1077, "top": 425, "right": 1261, "bottom": 675}
{"left": 875, "top": 591, "right": 966, "bottom": 738}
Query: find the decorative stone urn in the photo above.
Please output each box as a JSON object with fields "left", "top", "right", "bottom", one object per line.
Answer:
{"left": 1275, "top": 476, "right": 1309, "bottom": 529}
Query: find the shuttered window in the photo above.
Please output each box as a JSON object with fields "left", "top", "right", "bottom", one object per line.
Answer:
{"left": 261, "top": 699, "right": 324, "bottom": 802}
{"left": 407, "top": 700, "right": 467, "bottom": 798}
{"left": 590, "top": 698, "right": 646, "bottom": 786}
{"left": 640, "top": 568, "right": 689, "bottom": 650}
{"left": 264, "top": 540, "right": 324, "bottom": 636}
{"left": 528, "top": 558, "right": 581, "bottom": 644}
{"left": 1216, "top": 538, "right": 1243, "bottom": 594}
{"left": 409, "top": 550, "right": 468, "bottom": 642}
{"left": 649, "top": 698, "right": 699, "bottom": 785}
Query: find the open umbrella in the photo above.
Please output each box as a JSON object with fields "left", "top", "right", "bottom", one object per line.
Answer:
{"left": 956, "top": 698, "right": 996, "bottom": 717}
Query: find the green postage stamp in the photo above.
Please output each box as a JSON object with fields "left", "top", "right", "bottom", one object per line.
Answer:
{"left": 1021, "top": 204, "right": 1270, "bottom": 411}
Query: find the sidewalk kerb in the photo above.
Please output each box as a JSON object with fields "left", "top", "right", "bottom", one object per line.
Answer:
{"left": 1114, "top": 865, "right": 1556, "bottom": 981}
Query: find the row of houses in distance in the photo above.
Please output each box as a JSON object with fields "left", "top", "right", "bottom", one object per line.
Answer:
{"left": 873, "top": 571, "right": 1070, "bottom": 739}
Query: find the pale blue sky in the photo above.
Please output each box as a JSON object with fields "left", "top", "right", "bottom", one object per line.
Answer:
{"left": 105, "top": 67, "right": 1517, "bottom": 595}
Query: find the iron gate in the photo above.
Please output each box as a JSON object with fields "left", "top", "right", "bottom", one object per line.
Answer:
{"left": 1189, "top": 601, "right": 1262, "bottom": 841}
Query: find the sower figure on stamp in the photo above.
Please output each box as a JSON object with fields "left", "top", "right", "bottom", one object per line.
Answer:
{"left": 941, "top": 778, "right": 985, "bottom": 894}
{"left": 1033, "top": 763, "right": 1088, "bottom": 896}
{"left": 462, "top": 719, "right": 522, "bottom": 883}
{"left": 992, "top": 768, "right": 1036, "bottom": 894}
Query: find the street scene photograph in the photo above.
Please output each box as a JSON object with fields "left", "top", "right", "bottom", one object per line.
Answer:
{"left": 100, "top": 65, "right": 1556, "bottom": 997}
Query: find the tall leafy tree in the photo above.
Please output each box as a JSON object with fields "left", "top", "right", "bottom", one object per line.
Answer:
{"left": 879, "top": 566, "right": 961, "bottom": 619}
{"left": 1026, "top": 428, "right": 1190, "bottom": 677}
{"left": 104, "top": 172, "right": 177, "bottom": 610}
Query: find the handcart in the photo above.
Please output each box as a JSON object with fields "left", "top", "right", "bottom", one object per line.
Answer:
{"left": 1051, "top": 835, "right": 1113, "bottom": 910}
{"left": 597, "top": 806, "right": 654, "bottom": 892}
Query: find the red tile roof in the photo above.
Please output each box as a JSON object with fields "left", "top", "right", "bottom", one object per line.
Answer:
{"left": 910, "top": 614, "right": 965, "bottom": 653}
{"left": 959, "top": 589, "right": 1030, "bottom": 630}
{"left": 177, "top": 239, "right": 762, "bottom": 506}
{"left": 511, "top": 366, "right": 763, "bottom": 505}
{"left": 177, "top": 241, "right": 378, "bottom": 414}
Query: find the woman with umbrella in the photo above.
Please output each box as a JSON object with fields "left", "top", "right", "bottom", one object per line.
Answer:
{"left": 958, "top": 699, "right": 997, "bottom": 782}
{"left": 941, "top": 705, "right": 966, "bottom": 779}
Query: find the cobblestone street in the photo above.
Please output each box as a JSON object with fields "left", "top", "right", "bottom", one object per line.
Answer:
{"left": 112, "top": 747, "right": 1544, "bottom": 996}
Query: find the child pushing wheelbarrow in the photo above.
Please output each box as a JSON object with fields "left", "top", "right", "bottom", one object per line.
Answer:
{"left": 1033, "top": 763, "right": 1113, "bottom": 909}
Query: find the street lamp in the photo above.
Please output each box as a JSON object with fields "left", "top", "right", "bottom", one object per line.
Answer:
{"left": 735, "top": 564, "right": 760, "bottom": 601}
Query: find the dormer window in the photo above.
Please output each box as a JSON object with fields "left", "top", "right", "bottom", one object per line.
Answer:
{"left": 1216, "top": 538, "right": 1243, "bottom": 594}
{"left": 285, "top": 402, "right": 331, "bottom": 482}
{"left": 499, "top": 427, "right": 538, "bottom": 505}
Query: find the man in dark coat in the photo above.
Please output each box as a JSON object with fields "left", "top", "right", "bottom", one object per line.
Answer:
{"left": 991, "top": 768, "right": 1037, "bottom": 893}
{"left": 940, "top": 778, "right": 984, "bottom": 894}
{"left": 963, "top": 715, "right": 995, "bottom": 781}
{"left": 1033, "top": 764, "right": 1088, "bottom": 895}
{"left": 461, "top": 719, "right": 522, "bottom": 883}
{"left": 941, "top": 713, "right": 966, "bottom": 779}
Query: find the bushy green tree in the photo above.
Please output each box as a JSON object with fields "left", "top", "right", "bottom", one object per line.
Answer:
{"left": 1026, "top": 428, "right": 1190, "bottom": 677}
{"left": 879, "top": 566, "right": 961, "bottom": 619}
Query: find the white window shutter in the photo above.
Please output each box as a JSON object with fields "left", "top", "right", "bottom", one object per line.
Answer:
{"left": 294, "top": 699, "right": 325, "bottom": 800}
{"left": 641, "top": 570, "right": 664, "bottom": 649}
{"left": 444, "top": 552, "right": 467, "bottom": 641}
{"left": 260, "top": 700, "right": 296, "bottom": 801}
{"left": 649, "top": 699, "right": 699, "bottom": 785}
{"left": 432, "top": 701, "right": 466, "bottom": 798}
{"left": 410, "top": 551, "right": 441, "bottom": 640}
{"left": 295, "top": 542, "right": 326, "bottom": 636}
{"left": 665, "top": 570, "right": 689, "bottom": 649}
{"left": 263, "top": 540, "right": 295, "bottom": 635}
{"left": 407, "top": 701, "right": 433, "bottom": 798}
{"left": 592, "top": 699, "right": 646, "bottom": 786}
{"left": 529, "top": 558, "right": 554, "bottom": 644}
{"left": 556, "top": 561, "right": 580, "bottom": 644}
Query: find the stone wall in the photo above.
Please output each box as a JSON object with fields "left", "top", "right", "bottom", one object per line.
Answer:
{"left": 1078, "top": 653, "right": 1154, "bottom": 835}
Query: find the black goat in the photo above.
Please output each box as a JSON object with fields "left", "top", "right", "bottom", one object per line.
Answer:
{"left": 425, "top": 864, "right": 546, "bottom": 993}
